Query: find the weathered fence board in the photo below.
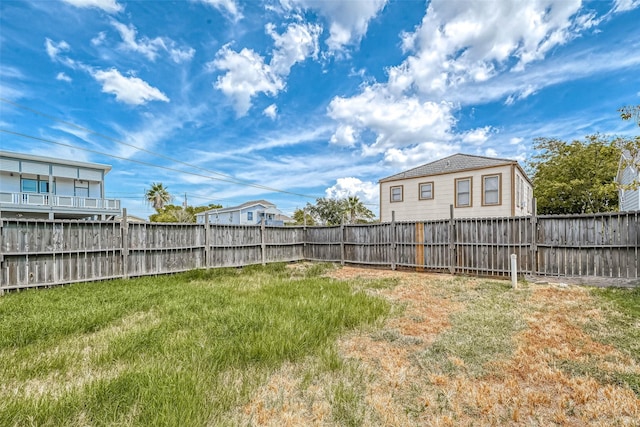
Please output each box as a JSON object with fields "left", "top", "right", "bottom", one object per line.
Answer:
{"left": 2, "top": 210, "right": 639, "bottom": 291}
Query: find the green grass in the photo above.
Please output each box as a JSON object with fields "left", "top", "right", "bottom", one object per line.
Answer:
{"left": 420, "top": 279, "right": 529, "bottom": 377}
{"left": 0, "top": 263, "right": 389, "bottom": 426}
{"left": 578, "top": 286, "right": 640, "bottom": 395}
{"left": 589, "top": 286, "right": 640, "bottom": 361}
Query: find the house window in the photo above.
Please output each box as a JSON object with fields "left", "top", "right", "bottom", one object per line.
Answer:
{"left": 21, "top": 179, "right": 38, "bottom": 193}
{"left": 247, "top": 212, "right": 253, "bottom": 221}
{"left": 482, "top": 174, "right": 501, "bottom": 206}
{"left": 390, "top": 185, "right": 403, "bottom": 202}
{"left": 419, "top": 182, "right": 434, "bottom": 200}
{"left": 455, "top": 177, "right": 472, "bottom": 207}
{"left": 74, "top": 180, "right": 89, "bottom": 197}
{"left": 21, "top": 179, "right": 55, "bottom": 194}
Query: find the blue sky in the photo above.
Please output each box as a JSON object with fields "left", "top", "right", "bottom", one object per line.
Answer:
{"left": 1, "top": 0, "right": 639, "bottom": 219}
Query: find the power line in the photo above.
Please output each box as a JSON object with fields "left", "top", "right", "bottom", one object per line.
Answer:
{"left": 1, "top": 99, "right": 380, "bottom": 208}
{"left": 0, "top": 128, "right": 319, "bottom": 199}
{"left": 0, "top": 98, "right": 322, "bottom": 199}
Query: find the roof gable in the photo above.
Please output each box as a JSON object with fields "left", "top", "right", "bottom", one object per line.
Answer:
{"left": 379, "top": 153, "right": 518, "bottom": 182}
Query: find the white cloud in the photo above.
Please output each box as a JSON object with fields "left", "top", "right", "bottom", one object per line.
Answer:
{"left": 267, "top": 22, "right": 321, "bottom": 76}
{"left": 263, "top": 104, "right": 278, "bottom": 119}
{"left": 91, "top": 31, "right": 107, "bottom": 46}
{"left": 382, "top": 142, "right": 459, "bottom": 170}
{"left": 56, "top": 72, "right": 72, "bottom": 82}
{"left": 327, "top": 85, "right": 456, "bottom": 155}
{"left": 169, "top": 46, "right": 195, "bottom": 63}
{"left": 61, "top": 0, "right": 122, "bottom": 13}
{"left": 210, "top": 46, "right": 283, "bottom": 116}
{"left": 330, "top": 125, "right": 358, "bottom": 147}
{"left": 389, "top": 0, "right": 587, "bottom": 97}
{"left": 613, "top": 0, "right": 640, "bottom": 13}
{"left": 325, "top": 177, "right": 378, "bottom": 204}
{"left": 92, "top": 68, "right": 169, "bottom": 105}
{"left": 484, "top": 148, "right": 498, "bottom": 157}
{"left": 461, "top": 126, "right": 492, "bottom": 145}
{"left": 324, "top": 1, "right": 622, "bottom": 168}
{"left": 45, "top": 38, "right": 70, "bottom": 60}
{"left": 111, "top": 21, "right": 195, "bottom": 63}
{"left": 510, "top": 137, "right": 524, "bottom": 145}
{"left": 281, "top": 0, "right": 387, "bottom": 53}
{"left": 195, "top": 0, "right": 242, "bottom": 22}
{"left": 210, "top": 22, "right": 320, "bottom": 116}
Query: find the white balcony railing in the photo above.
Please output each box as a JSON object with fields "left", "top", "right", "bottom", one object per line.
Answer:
{"left": 0, "top": 192, "right": 121, "bottom": 211}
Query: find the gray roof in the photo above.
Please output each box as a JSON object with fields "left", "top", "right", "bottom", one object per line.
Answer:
{"left": 0, "top": 150, "right": 112, "bottom": 172}
{"left": 379, "top": 153, "right": 518, "bottom": 182}
{"left": 196, "top": 199, "right": 276, "bottom": 216}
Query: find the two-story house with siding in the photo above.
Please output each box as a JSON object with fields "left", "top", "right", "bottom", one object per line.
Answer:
{"left": 617, "top": 150, "right": 640, "bottom": 211}
{"left": 196, "top": 200, "right": 285, "bottom": 226}
{"left": 379, "top": 153, "right": 533, "bottom": 222}
{"left": 0, "top": 150, "right": 121, "bottom": 220}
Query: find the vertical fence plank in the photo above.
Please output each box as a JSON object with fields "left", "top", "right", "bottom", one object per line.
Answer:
{"left": 391, "top": 211, "right": 396, "bottom": 271}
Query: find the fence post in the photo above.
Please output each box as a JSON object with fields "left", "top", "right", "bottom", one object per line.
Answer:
{"left": 0, "top": 218, "right": 4, "bottom": 296}
{"left": 530, "top": 198, "right": 538, "bottom": 275}
{"left": 340, "top": 222, "right": 345, "bottom": 266}
{"left": 121, "top": 208, "right": 129, "bottom": 279}
{"left": 449, "top": 204, "right": 456, "bottom": 274}
{"left": 391, "top": 211, "right": 396, "bottom": 270}
{"left": 415, "top": 221, "right": 424, "bottom": 272}
{"left": 261, "top": 218, "right": 266, "bottom": 266}
{"left": 204, "top": 213, "right": 210, "bottom": 268}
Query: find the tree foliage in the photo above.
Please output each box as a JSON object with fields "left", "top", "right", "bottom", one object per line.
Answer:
{"left": 619, "top": 105, "right": 640, "bottom": 127}
{"left": 149, "top": 203, "right": 222, "bottom": 223}
{"left": 291, "top": 208, "right": 316, "bottom": 226}
{"left": 303, "top": 197, "right": 375, "bottom": 226}
{"left": 145, "top": 182, "right": 172, "bottom": 211}
{"left": 618, "top": 105, "right": 640, "bottom": 190}
{"left": 528, "top": 135, "right": 621, "bottom": 214}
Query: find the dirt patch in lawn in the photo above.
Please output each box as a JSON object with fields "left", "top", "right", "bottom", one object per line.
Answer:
{"left": 235, "top": 266, "right": 640, "bottom": 426}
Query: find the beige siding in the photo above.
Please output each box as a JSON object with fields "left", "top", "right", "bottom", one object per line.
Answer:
{"left": 380, "top": 164, "right": 532, "bottom": 221}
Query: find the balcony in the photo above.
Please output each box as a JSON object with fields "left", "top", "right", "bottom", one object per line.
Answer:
{"left": 0, "top": 191, "right": 121, "bottom": 218}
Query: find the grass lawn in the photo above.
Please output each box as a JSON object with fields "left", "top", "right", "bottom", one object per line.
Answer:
{"left": 1, "top": 263, "right": 638, "bottom": 426}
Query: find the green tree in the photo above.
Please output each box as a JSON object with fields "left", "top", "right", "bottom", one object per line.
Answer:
{"left": 145, "top": 182, "right": 172, "bottom": 211}
{"left": 618, "top": 105, "right": 640, "bottom": 190}
{"left": 305, "top": 197, "right": 375, "bottom": 225}
{"left": 149, "top": 203, "right": 222, "bottom": 223}
{"left": 619, "top": 105, "right": 640, "bottom": 127}
{"left": 528, "top": 135, "right": 621, "bottom": 214}
{"left": 292, "top": 208, "right": 315, "bottom": 226}
{"left": 344, "top": 196, "right": 375, "bottom": 224}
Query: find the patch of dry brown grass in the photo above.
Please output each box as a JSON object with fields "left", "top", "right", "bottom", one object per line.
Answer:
{"left": 228, "top": 266, "right": 640, "bottom": 426}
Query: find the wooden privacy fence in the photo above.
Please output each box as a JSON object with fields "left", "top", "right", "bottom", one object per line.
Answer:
{"left": 1, "top": 210, "right": 639, "bottom": 291}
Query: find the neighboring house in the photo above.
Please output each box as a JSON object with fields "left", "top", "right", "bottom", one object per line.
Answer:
{"left": 196, "top": 200, "right": 285, "bottom": 226}
{"left": 617, "top": 150, "right": 640, "bottom": 211}
{"left": 379, "top": 153, "right": 533, "bottom": 222}
{"left": 0, "top": 150, "right": 121, "bottom": 220}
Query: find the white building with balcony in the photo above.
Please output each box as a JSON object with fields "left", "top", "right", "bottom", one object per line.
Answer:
{"left": 0, "top": 150, "right": 121, "bottom": 220}
{"left": 196, "top": 200, "right": 285, "bottom": 226}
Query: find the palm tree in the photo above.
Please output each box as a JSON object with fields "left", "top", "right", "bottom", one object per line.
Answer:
{"left": 145, "top": 182, "right": 172, "bottom": 211}
{"left": 343, "top": 196, "right": 375, "bottom": 224}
